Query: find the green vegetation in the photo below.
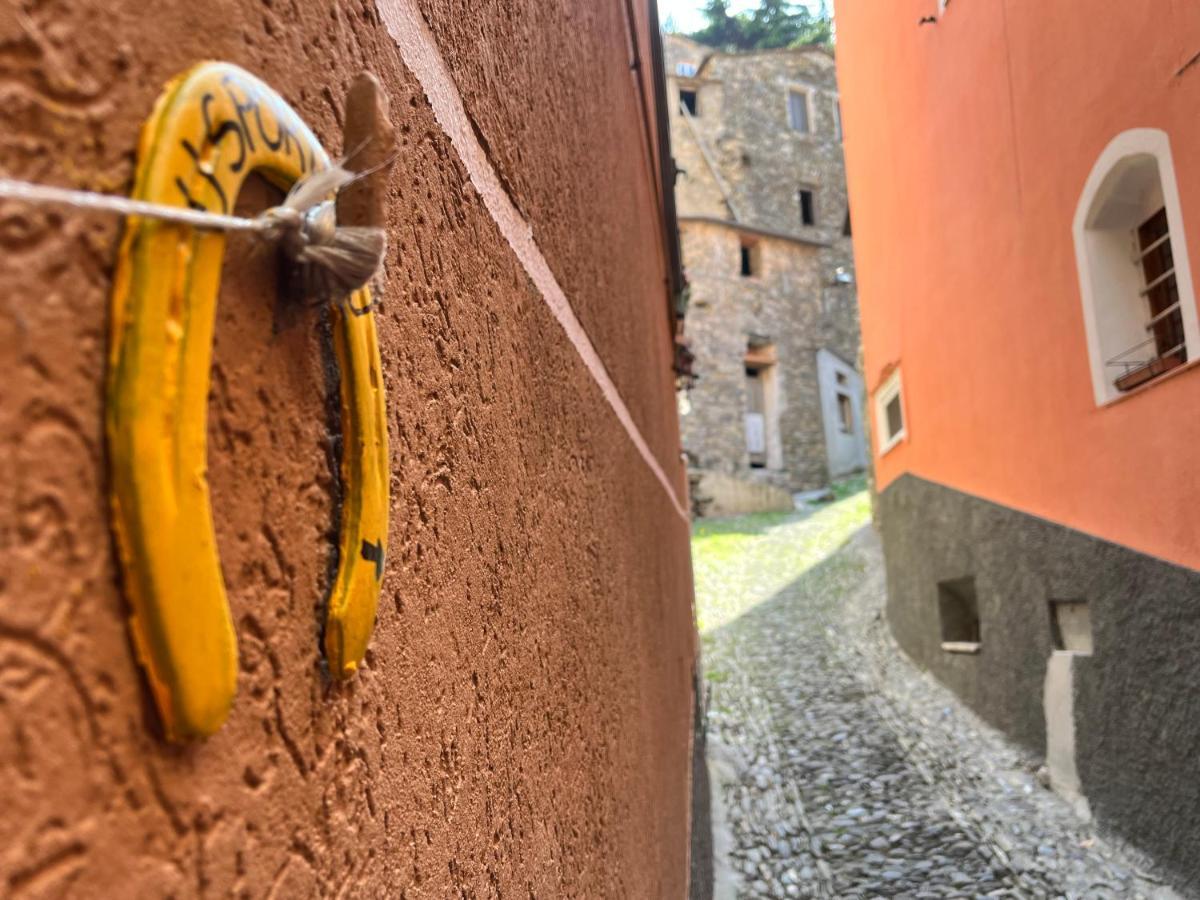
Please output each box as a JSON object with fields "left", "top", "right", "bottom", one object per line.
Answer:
{"left": 691, "top": 480, "right": 870, "bottom": 637}
{"left": 830, "top": 472, "right": 868, "bottom": 501}
{"left": 684, "top": 0, "right": 833, "bottom": 51}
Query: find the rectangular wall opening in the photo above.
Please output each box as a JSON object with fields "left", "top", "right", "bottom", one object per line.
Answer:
{"left": 1050, "top": 599, "right": 1093, "bottom": 654}
{"left": 938, "top": 576, "right": 980, "bottom": 653}
{"left": 787, "top": 88, "right": 810, "bottom": 132}
{"left": 680, "top": 88, "right": 698, "bottom": 116}
{"left": 739, "top": 239, "right": 760, "bottom": 277}
{"left": 744, "top": 366, "right": 767, "bottom": 468}
{"left": 837, "top": 392, "right": 854, "bottom": 433}
{"left": 743, "top": 341, "right": 779, "bottom": 470}
{"left": 799, "top": 188, "right": 816, "bottom": 226}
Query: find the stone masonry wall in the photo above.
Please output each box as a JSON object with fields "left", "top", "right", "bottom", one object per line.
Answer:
{"left": 666, "top": 34, "right": 862, "bottom": 493}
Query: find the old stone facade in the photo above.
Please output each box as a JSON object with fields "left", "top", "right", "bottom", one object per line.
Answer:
{"left": 666, "top": 34, "right": 865, "bottom": 501}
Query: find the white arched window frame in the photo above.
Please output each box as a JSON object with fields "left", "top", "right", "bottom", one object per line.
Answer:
{"left": 1073, "top": 129, "right": 1200, "bottom": 405}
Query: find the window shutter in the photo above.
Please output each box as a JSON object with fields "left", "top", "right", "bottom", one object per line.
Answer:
{"left": 788, "top": 91, "right": 809, "bottom": 132}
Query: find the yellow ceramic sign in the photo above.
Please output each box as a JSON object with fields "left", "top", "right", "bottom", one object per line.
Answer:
{"left": 107, "top": 62, "right": 389, "bottom": 741}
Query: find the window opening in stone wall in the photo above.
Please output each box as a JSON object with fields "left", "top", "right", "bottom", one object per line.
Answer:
{"left": 680, "top": 87, "right": 698, "bottom": 116}
{"left": 799, "top": 189, "right": 816, "bottom": 226}
{"left": 787, "top": 88, "right": 810, "bottom": 133}
{"left": 740, "top": 239, "right": 760, "bottom": 277}
{"left": 745, "top": 367, "right": 767, "bottom": 467}
{"left": 837, "top": 392, "right": 854, "bottom": 433}
{"left": 744, "top": 341, "right": 778, "bottom": 469}
{"left": 1049, "top": 600, "right": 1093, "bottom": 654}
{"left": 938, "top": 576, "right": 981, "bottom": 653}
{"left": 843, "top": 209, "right": 852, "bottom": 237}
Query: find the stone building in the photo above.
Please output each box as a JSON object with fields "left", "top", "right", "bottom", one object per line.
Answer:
{"left": 665, "top": 34, "right": 865, "bottom": 513}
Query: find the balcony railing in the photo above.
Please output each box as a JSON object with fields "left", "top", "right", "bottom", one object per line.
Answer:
{"left": 1107, "top": 332, "right": 1186, "bottom": 392}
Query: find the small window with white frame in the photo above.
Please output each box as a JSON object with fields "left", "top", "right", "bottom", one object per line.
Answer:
{"left": 874, "top": 369, "right": 906, "bottom": 455}
{"left": 787, "top": 87, "right": 812, "bottom": 134}
{"left": 1073, "top": 129, "right": 1199, "bottom": 404}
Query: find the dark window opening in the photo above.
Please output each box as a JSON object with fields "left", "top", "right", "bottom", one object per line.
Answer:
{"left": 939, "top": 577, "right": 981, "bottom": 651}
{"left": 680, "top": 88, "right": 698, "bottom": 117}
{"left": 843, "top": 209, "right": 852, "bottom": 237}
{"left": 837, "top": 393, "right": 854, "bottom": 433}
{"left": 885, "top": 394, "right": 903, "bottom": 439}
{"left": 800, "top": 189, "right": 816, "bottom": 226}
{"left": 739, "top": 240, "right": 760, "bottom": 277}
{"left": 1049, "top": 600, "right": 1093, "bottom": 654}
{"left": 836, "top": 371, "right": 847, "bottom": 386}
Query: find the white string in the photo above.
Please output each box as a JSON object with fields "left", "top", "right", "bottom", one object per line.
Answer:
{"left": 0, "top": 174, "right": 389, "bottom": 307}
{"left": 0, "top": 177, "right": 272, "bottom": 232}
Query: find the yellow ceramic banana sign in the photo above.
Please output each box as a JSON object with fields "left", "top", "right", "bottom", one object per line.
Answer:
{"left": 107, "top": 63, "right": 389, "bottom": 741}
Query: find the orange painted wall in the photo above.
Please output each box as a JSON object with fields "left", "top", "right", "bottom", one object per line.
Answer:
{"left": 836, "top": 0, "right": 1200, "bottom": 571}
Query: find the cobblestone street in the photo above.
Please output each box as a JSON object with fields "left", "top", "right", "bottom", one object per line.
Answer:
{"left": 694, "top": 489, "right": 1180, "bottom": 900}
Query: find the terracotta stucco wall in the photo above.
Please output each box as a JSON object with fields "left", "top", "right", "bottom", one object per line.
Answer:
{"left": 0, "top": 1, "right": 695, "bottom": 896}
{"left": 836, "top": 0, "right": 1200, "bottom": 571}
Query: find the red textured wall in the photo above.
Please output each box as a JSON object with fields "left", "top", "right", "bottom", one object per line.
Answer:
{"left": 837, "top": 0, "right": 1200, "bottom": 570}
{"left": 0, "top": 0, "right": 696, "bottom": 895}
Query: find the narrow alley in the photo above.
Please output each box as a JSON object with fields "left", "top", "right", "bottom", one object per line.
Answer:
{"left": 694, "top": 485, "right": 1178, "bottom": 900}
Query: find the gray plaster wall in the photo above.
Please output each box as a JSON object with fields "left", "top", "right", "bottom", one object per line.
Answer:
{"left": 878, "top": 474, "right": 1200, "bottom": 893}
{"left": 816, "top": 348, "right": 866, "bottom": 477}
{"left": 665, "top": 35, "right": 862, "bottom": 493}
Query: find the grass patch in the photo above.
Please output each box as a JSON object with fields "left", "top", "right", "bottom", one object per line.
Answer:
{"left": 691, "top": 486, "right": 871, "bottom": 635}
{"left": 830, "top": 473, "right": 868, "bottom": 501}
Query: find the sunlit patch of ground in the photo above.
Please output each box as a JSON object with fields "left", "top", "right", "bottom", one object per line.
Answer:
{"left": 691, "top": 476, "right": 870, "bottom": 636}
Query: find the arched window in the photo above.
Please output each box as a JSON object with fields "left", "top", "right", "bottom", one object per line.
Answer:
{"left": 1073, "top": 129, "right": 1199, "bottom": 404}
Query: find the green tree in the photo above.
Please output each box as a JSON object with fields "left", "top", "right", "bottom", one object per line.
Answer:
{"left": 688, "top": 1, "right": 744, "bottom": 49}
{"left": 688, "top": 0, "right": 832, "bottom": 51}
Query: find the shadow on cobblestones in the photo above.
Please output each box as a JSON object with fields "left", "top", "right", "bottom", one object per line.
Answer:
{"left": 697, "top": 511, "right": 1181, "bottom": 900}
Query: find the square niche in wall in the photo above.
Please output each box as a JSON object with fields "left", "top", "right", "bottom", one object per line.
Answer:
{"left": 1049, "top": 599, "right": 1093, "bottom": 654}
{"left": 938, "top": 576, "right": 980, "bottom": 654}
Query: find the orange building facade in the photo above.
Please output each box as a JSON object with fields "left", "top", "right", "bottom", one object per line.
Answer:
{"left": 838, "top": 1, "right": 1200, "bottom": 889}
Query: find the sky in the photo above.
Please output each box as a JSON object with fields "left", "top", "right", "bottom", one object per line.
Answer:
{"left": 659, "top": 0, "right": 825, "bottom": 35}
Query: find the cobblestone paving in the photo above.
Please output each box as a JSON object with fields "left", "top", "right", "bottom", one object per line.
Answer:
{"left": 695, "top": 499, "right": 1181, "bottom": 900}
